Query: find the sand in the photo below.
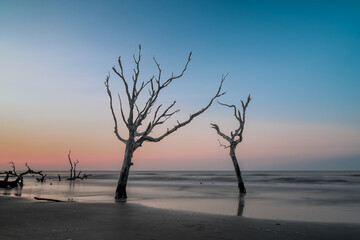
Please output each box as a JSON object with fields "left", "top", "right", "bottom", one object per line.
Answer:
{"left": 0, "top": 195, "right": 359, "bottom": 240}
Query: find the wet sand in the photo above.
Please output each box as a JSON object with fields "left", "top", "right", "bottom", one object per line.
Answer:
{"left": 1, "top": 195, "right": 359, "bottom": 240}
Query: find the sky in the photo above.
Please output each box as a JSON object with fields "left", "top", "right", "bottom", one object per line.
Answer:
{"left": 0, "top": 0, "right": 359, "bottom": 171}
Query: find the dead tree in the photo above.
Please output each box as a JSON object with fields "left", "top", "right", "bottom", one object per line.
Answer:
{"left": 105, "top": 45, "right": 225, "bottom": 201}
{"left": 66, "top": 150, "right": 89, "bottom": 180}
{"left": 0, "top": 171, "right": 13, "bottom": 187}
{"left": 0, "top": 162, "right": 45, "bottom": 188}
{"left": 36, "top": 173, "right": 47, "bottom": 182}
{"left": 211, "top": 95, "right": 252, "bottom": 194}
{"left": 68, "top": 150, "right": 74, "bottom": 179}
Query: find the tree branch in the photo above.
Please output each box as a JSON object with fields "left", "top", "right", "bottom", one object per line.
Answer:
{"left": 161, "top": 52, "right": 192, "bottom": 88}
{"left": 105, "top": 75, "right": 127, "bottom": 144}
{"left": 66, "top": 151, "right": 88, "bottom": 181}
{"left": 210, "top": 123, "right": 231, "bottom": 142}
{"left": 68, "top": 150, "right": 73, "bottom": 179}
{"left": 236, "top": 94, "right": 252, "bottom": 143}
{"left": 133, "top": 52, "right": 192, "bottom": 130}
{"left": 212, "top": 94, "right": 252, "bottom": 145}
{"left": 217, "top": 101, "right": 241, "bottom": 121}
{"left": 217, "top": 139, "right": 230, "bottom": 149}
{"left": 8, "top": 161, "right": 17, "bottom": 175}
{"left": 131, "top": 45, "right": 142, "bottom": 101}
{"left": 143, "top": 74, "right": 226, "bottom": 143}
{"left": 118, "top": 94, "right": 129, "bottom": 127}
{"left": 112, "top": 57, "right": 131, "bottom": 102}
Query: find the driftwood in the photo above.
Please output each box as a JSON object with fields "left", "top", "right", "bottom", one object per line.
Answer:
{"left": 33, "top": 197, "right": 78, "bottom": 202}
{"left": 34, "top": 197, "right": 64, "bottom": 202}
{"left": 0, "top": 162, "right": 46, "bottom": 188}
{"left": 211, "top": 95, "right": 251, "bottom": 194}
{"left": 36, "top": 174, "right": 47, "bottom": 182}
{"left": 65, "top": 150, "right": 89, "bottom": 180}
{"left": 105, "top": 45, "right": 225, "bottom": 200}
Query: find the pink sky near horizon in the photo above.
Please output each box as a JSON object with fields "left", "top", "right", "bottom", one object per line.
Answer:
{"left": 1, "top": 1, "right": 360, "bottom": 172}
{"left": 1, "top": 112, "right": 359, "bottom": 171}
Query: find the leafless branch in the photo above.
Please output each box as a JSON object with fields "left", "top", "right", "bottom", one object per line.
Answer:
{"left": 20, "top": 163, "right": 45, "bottom": 185}
{"left": 68, "top": 150, "right": 73, "bottom": 179}
{"left": 211, "top": 94, "right": 252, "bottom": 145}
{"left": 112, "top": 58, "right": 131, "bottom": 102}
{"left": 66, "top": 151, "right": 88, "bottom": 181}
{"left": 217, "top": 139, "right": 230, "bottom": 149}
{"left": 117, "top": 94, "right": 128, "bottom": 127}
{"left": 105, "top": 75, "right": 127, "bottom": 144}
{"left": 1, "top": 163, "right": 47, "bottom": 187}
{"left": 217, "top": 101, "right": 241, "bottom": 122}
{"left": 210, "top": 123, "right": 231, "bottom": 142}
{"left": 143, "top": 74, "right": 226, "bottom": 143}
{"left": 8, "top": 161, "right": 17, "bottom": 175}
{"left": 105, "top": 47, "right": 228, "bottom": 199}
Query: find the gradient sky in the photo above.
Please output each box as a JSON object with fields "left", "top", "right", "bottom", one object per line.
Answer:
{"left": 1, "top": 0, "right": 359, "bottom": 171}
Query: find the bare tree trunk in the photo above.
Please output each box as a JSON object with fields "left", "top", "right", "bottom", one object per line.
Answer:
{"left": 211, "top": 95, "right": 251, "bottom": 195}
{"left": 68, "top": 151, "right": 73, "bottom": 179}
{"left": 115, "top": 141, "right": 134, "bottom": 201}
{"left": 106, "top": 46, "right": 226, "bottom": 200}
{"left": 230, "top": 147, "right": 246, "bottom": 194}
{"left": 237, "top": 193, "right": 246, "bottom": 216}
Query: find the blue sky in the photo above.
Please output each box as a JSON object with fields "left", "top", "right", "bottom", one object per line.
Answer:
{"left": 0, "top": 0, "right": 359, "bottom": 170}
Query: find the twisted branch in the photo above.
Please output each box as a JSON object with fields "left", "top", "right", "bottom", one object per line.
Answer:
{"left": 211, "top": 94, "right": 251, "bottom": 146}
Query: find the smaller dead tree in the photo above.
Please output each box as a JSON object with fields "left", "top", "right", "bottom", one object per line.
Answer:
{"left": 0, "top": 162, "right": 46, "bottom": 188}
{"left": 66, "top": 150, "right": 89, "bottom": 180}
{"left": 211, "top": 95, "right": 251, "bottom": 194}
{"left": 36, "top": 173, "right": 47, "bottom": 182}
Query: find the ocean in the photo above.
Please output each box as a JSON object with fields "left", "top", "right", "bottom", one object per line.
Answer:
{"left": 1, "top": 171, "right": 360, "bottom": 223}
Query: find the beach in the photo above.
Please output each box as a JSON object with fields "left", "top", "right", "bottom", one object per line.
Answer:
{"left": 1, "top": 195, "right": 359, "bottom": 240}
{"left": 1, "top": 171, "right": 360, "bottom": 239}
{"left": 1, "top": 171, "right": 360, "bottom": 222}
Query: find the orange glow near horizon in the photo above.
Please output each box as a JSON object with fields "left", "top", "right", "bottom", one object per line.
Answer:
{"left": 1, "top": 0, "right": 360, "bottom": 173}
{"left": 1, "top": 115, "right": 359, "bottom": 171}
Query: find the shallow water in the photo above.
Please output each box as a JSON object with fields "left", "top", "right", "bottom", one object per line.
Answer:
{"left": 1, "top": 171, "right": 360, "bottom": 223}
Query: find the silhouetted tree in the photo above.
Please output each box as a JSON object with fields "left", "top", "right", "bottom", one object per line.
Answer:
{"left": 211, "top": 95, "right": 251, "bottom": 194}
{"left": 105, "top": 45, "right": 225, "bottom": 201}
{"left": 66, "top": 150, "right": 88, "bottom": 180}
{"left": 0, "top": 162, "right": 45, "bottom": 188}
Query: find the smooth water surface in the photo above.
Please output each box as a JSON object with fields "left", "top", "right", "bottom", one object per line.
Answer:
{"left": 1, "top": 171, "right": 359, "bottom": 223}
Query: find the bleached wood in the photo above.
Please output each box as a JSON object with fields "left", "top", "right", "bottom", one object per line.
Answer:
{"left": 105, "top": 46, "right": 225, "bottom": 200}
{"left": 211, "top": 95, "right": 251, "bottom": 194}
